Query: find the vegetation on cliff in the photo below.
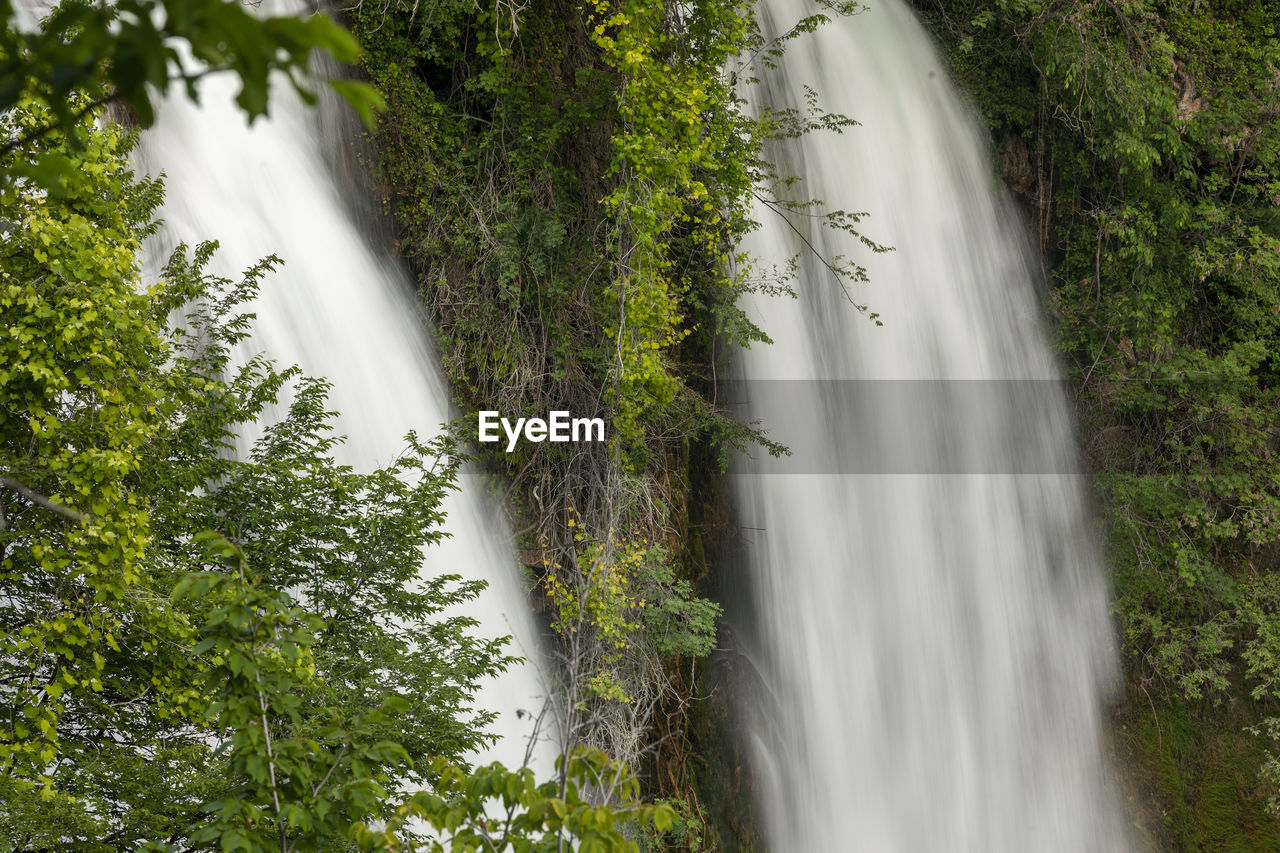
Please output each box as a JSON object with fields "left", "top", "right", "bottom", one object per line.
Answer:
{"left": 348, "top": 0, "right": 863, "bottom": 835}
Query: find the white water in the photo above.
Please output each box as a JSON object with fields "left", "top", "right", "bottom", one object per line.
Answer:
{"left": 733, "top": 0, "right": 1130, "bottom": 849}
{"left": 129, "top": 5, "right": 552, "bottom": 771}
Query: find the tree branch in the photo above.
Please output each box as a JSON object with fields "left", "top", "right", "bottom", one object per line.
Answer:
{"left": 0, "top": 476, "right": 90, "bottom": 524}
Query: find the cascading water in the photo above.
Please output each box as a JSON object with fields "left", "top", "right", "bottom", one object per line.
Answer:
{"left": 732, "top": 0, "right": 1131, "bottom": 849}
{"left": 130, "top": 3, "right": 552, "bottom": 770}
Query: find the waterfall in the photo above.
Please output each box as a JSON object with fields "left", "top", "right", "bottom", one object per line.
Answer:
{"left": 732, "top": 0, "right": 1131, "bottom": 849}
{"left": 130, "top": 4, "right": 552, "bottom": 770}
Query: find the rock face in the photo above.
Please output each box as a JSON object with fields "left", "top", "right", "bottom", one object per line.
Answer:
{"left": 1175, "top": 62, "right": 1207, "bottom": 122}
{"left": 1000, "top": 133, "right": 1055, "bottom": 252}
{"left": 1001, "top": 133, "right": 1035, "bottom": 197}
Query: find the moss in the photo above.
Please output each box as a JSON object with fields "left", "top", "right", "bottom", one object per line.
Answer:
{"left": 1115, "top": 687, "right": 1280, "bottom": 851}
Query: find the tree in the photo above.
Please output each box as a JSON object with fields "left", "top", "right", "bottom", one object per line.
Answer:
{"left": 1, "top": 96, "right": 179, "bottom": 846}
{"left": 0, "top": 97, "right": 501, "bottom": 850}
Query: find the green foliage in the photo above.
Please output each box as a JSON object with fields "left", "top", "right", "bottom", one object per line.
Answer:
{"left": 1, "top": 0, "right": 382, "bottom": 190}
{"left": 585, "top": 0, "right": 882, "bottom": 457}
{"left": 357, "top": 748, "right": 677, "bottom": 852}
{"left": 173, "top": 533, "right": 410, "bottom": 852}
{"left": 543, "top": 522, "right": 720, "bottom": 713}
{"left": 0, "top": 99, "right": 505, "bottom": 849}
{"left": 164, "top": 535, "right": 663, "bottom": 853}
{"left": 148, "top": 253, "right": 511, "bottom": 763}
{"left": 642, "top": 798, "right": 706, "bottom": 852}
{"left": 351, "top": 0, "right": 847, "bottom": 477}
{"left": 1, "top": 99, "right": 175, "bottom": 838}
{"left": 636, "top": 547, "right": 719, "bottom": 659}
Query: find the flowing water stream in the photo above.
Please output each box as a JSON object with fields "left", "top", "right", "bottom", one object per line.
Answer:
{"left": 129, "top": 4, "right": 552, "bottom": 770}
{"left": 732, "top": 0, "right": 1131, "bottom": 848}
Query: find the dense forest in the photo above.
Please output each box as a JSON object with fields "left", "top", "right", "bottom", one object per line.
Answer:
{"left": 3, "top": 0, "right": 1280, "bottom": 849}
